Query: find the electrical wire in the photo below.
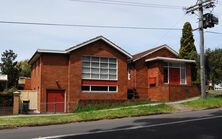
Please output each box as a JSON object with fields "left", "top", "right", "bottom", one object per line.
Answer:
{"left": 152, "top": 15, "right": 186, "bottom": 47}
{"left": 0, "top": 20, "right": 182, "bottom": 31}
{"left": 205, "top": 31, "right": 222, "bottom": 34}
{"left": 1, "top": 20, "right": 222, "bottom": 34}
{"left": 70, "top": 0, "right": 183, "bottom": 9}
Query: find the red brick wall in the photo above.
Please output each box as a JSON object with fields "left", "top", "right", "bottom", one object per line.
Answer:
{"left": 24, "top": 79, "right": 31, "bottom": 90}
{"left": 147, "top": 62, "right": 161, "bottom": 87}
{"left": 169, "top": 85, "right": 200, "bottom": 101}
{"left": 130, "top": 48, "right": 199, "bottom": 101}
{"left": 40, "top": 54, "right": 69, "bottom": 112}
{"left": 31, "top": 58, "right": 41, "bottom": 90}
{"left": 31, "top": 58, "right": 41, "bottom": 111}
{"left": 134, "top": 58, "right": 149, "bottom": 99}
{"left": 148, "top": 85, "right": 169, "bottom": 101}
{"left": 67, "top": 40, "right": 129, "bottom": 112}
{"left": 129, "top": 48, "right": 178, "bottom": 100}
{"left": 148, "top": 85, "right": 200, "bottom": 102}
{"left": 127, "top": 63, "right": 136, "bottom": 89}
{"left": 145, "top": 48, "right": 178, "bottom": 59}
{"left": 30, "top": 43, "right": 198, "bottom": 113}
{"left": 31, "top": 40, "right": 128, "bottom": 113}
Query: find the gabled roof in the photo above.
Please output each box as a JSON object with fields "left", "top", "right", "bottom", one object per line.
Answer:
{"left": 28, "top": 49, "right": 67, "bottom": 65}
{"left": 132, "top": 44, "right": 179, "bottom": 62}
{"left": 29, "top": 36, "right": 132, "bottom": 65}
{"left": 145, "top": 57, "right": 195, "bottom": 63}
{"left": 66, "top": 36, "right": 132, "bottom": 58}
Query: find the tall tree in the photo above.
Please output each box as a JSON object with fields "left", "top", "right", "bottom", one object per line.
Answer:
{"left": 179, "top": 22, "right": 198, "bottom": 82}
{"left": 0, "top": 50, "right": 19, "bottom": 88}
{"left": 17, "top": 59, "right": 31, "bottom": 77}
{"left": 179, "top": 22, "right": 197, "bottom": 59}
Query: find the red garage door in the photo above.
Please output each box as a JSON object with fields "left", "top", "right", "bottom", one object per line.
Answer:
{"left": 47, "top": 90, "right": 65, "bottom": 112}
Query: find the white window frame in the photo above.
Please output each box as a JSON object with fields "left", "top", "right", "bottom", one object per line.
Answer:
{"left": 163, "top": 62, "right": 187, "bottom": 85}
{"left": 180, "top": 63, "right": 187, "bottom": 85}
{"left": 163, "top": 63, "right": 169, "bottom": 84}
{"left": 82, "top": 85, "right": 118, "bottom": 93}
{"left": 82, "top": 56, "right": 118, "bottom": 81}
{"left": 127, "top": 64, "right": 131, "bottom": 80}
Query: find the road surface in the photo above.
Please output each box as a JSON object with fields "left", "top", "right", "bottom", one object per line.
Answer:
{"left": 0, "top": 108, "right": 222, "bottom": 139}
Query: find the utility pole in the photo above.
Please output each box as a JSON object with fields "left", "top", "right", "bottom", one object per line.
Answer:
{"left": 199, "top": 0, "right": 206, "bottom": 98}
{"left": 185, "top": 0, "right": 218, "bottom": 98}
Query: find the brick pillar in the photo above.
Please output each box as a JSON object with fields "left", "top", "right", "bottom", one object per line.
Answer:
{"left": 13, "top": 91, "right": 21, "bottom": 115}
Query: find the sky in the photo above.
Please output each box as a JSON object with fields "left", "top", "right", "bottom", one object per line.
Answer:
{"left": 0, "top": 0, "right": 221, "bottom": 61}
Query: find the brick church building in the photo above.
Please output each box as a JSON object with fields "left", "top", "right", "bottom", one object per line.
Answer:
{"left": 28, "top": 36, "right": 200, "bottom": 113}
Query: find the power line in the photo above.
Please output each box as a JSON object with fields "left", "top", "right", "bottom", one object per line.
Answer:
{"left": 97, "top": 0, "right": 183, "bottom": 8}
{"left": 1, "top": 20, "right": 222, "bottom": 34}
{"left": 70, "top": 0, "right": 183, "bottom": 9}
{"left": 206, "top": 31, "right": 222, "bottom": 34}
{"left": 0, "top": 20, "right": 182, "bottom": 31}
{"left": 152, "top": 15, "right": 186, "bottom": 47}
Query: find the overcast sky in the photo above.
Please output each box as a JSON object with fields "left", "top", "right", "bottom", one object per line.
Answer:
{"left": 0, "top": 0, "right": 221, "bottom": 61}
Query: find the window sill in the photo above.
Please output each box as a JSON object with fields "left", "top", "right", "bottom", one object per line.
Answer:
{"left": 81, "top": 92, "right": 117, "bottom": 94}
{"left": 163, "top": 83, "right": 191, "bottom": 86}
{"left": 82, "top": 79, "right": 118, "bottom": 81}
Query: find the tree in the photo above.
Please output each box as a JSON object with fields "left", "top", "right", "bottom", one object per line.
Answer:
{"left": 205, "top": 48, "right": 222, "bottom": 85}
{"left": 17, "top": 59, "right": 31, "bottom": 77}
{"left": 179, "top": 22, "right": 197, "bottom": 59}
{"left": 179, "top": 22, "right": 198, "bottom": 82}
{"left": 0, "top": 50, "right": 19, "bottom": 88}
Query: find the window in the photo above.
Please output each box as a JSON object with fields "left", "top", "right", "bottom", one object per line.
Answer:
{"left": 91, "top": 86, "right": 108, "bottom": 91}
{"left": 82, "top": 56, "right": 117, "bottom": 80}
{"left": 169, "top": 63, "right": 180, "bottom": 68}
{"left": 163, "top": 67, "right": 169, "bottom": 84}
{"left": 82, "top": 85, "right": 118, "bottom": 92}
{"left": 82, "top": 86, "right": 90, "bottom": 91}
{"left": 127, "top": 64, "right": 131, "bottom": 80}
{"left": 163, "top": 62, "right": 186, "bottom": 85}
{"left": 180, "top": 63, "right": 186, "bottom": 84}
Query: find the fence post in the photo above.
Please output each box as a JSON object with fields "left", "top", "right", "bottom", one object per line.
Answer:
{"left": 13, "top": 91, "right": 21, "bottom": 115}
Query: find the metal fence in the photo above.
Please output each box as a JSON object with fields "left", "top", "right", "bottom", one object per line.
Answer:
{"left": 39, "top": 101, "right": 79, "bottom": 113}
{"left": 40, "top": 102, "right": 65, "bottom": 113}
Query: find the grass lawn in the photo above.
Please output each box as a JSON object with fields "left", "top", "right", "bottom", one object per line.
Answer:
{"left": 183, "top": 95, "right": 222, "bottom": 109}
{"left": 0, "top": 104, "right": 174, "bottom": 129}
{"left": 75, "top": 101, "right": 153, "bottom": 113}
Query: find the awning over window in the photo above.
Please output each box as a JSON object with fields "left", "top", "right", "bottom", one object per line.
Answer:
{"left": 145, "top": 57, "right": 195, "bottom": 63}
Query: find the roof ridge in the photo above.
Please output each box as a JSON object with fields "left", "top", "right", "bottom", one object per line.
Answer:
{"left": 132, "top": 44, "right": 165, "bottom": 56}
{"left": 65, "top": 35, "right": 104, "bottom": 51}
{"left": 65, "top": 35, "right": 132, "bottom": 58}
{"left": 132, "top": 44, "right": 178, "bottom": 62}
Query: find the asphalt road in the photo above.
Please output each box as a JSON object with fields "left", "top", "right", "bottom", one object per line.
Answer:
{"left": 1, "top": 108, "right": 222, "bottom": 139}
